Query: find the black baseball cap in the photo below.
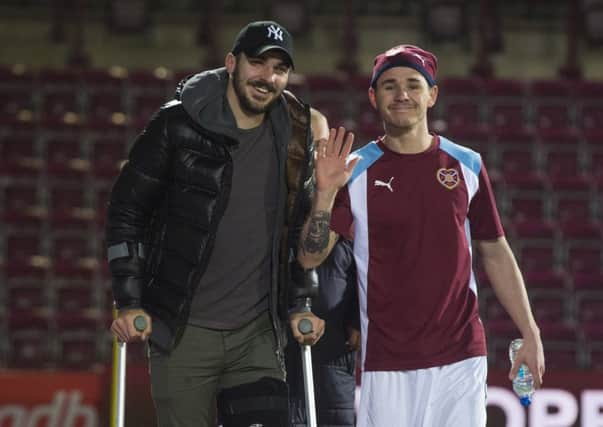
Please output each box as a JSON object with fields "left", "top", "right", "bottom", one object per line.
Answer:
{"left": 231, "top": 21, "right": 294, "bottom": 68}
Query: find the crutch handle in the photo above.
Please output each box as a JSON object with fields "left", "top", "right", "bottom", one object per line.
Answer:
{"left": 298, "top": 318, "right": 313, "bottom": 335}
{"left": 133, "top": 315, "right": 147, "bottom": 332}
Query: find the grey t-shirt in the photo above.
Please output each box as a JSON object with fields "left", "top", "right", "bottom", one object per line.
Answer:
{"left": 188, "top": 119, "right": 279, "bottom": 329}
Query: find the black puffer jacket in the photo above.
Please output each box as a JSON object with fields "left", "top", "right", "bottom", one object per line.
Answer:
{"left": 106, "top": 68, "right": 315, "bottom": 354}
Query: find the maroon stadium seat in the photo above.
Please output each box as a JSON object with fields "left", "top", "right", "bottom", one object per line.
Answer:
{"left": 507, "top": 191, "right": 549, "bottom": 221}
{"left": 553, "top": 194, "right": 593, "bottom": 223}
{"left": 46, "top": 135, "right": 90, "bottom": 179}
{"left": 90, "top": 138, "right": 127, "bottom": 179}
{"left": 517, "top": 241, "right": 557, "bottom": 274}
{"left": 0, "top": 135, "right": 43, "bottom": 177}
{"left": 7, "top": 281, "right": 49, "bottom": 312}
{"left": 566, "top": 244, "right": 601, "bottom": 274}
{"left": 1, "top": 183, "right": 46, "bottom": 227}
{"left": 529, "top": 79, "right": 575, "bottom": 130}
{"left": 575, "top": 80, "right": 603, "bottom": 130}
{"left": 50, "top": 234, "right": 99, "bottom": 279}
{"left": 4, "top": 233, "right": 49, "bottom": 278}
{"left": 7, "top": 311, "right": 54, "bottom": 368}
{"left": 48, "top": 185, "right": 95, "bottom": 229}
{"left": 0, "top": 65, "right": 37, "bottom": 120}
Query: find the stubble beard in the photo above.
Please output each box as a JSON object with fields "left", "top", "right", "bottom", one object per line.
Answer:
{"left": 232, "top": 66, "right": 281, "bottom": 115}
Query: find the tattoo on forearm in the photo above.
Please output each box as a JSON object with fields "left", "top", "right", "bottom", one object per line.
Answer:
{"left": 302, "top": 211, "right": 331, "bottom": 255}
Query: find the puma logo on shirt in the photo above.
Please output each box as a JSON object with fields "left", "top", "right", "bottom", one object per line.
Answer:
{"left": 374, "top": 177, "right": 394, "bottom": 192}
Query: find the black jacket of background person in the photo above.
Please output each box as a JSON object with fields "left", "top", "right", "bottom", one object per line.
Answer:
{"left": 310, "top": 239, "right": 358, "bottom": 363}
{"left": 105, "top": 68, "right": 316, "bottom": 356}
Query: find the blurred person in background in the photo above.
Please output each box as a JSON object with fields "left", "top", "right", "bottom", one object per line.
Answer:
{"left": 106, "top": 20, "right": 326, "bottom": 427}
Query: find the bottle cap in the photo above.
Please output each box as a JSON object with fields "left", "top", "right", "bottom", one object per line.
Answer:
{"left": 520, "top": 396, "right": 531, "bottom": 407}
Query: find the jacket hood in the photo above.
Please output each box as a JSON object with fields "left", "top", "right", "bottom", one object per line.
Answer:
{"left": 178, "top": 67, "right": 290, "bottom": 142}
{"left": 178, "top": 67, "right": 241, "bottom": 140}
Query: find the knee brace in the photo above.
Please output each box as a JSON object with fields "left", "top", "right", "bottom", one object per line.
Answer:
{"left": 217, "top": 377, "right": 289, "bottom": 427}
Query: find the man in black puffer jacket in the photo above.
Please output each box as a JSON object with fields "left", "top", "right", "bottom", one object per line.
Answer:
{"left": 107, "top": 20, "right": 326, "bottom": 427}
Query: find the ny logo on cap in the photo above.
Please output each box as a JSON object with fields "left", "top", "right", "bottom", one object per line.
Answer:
{"left": 267, "top": 24, "right": 284, "bottom": 41}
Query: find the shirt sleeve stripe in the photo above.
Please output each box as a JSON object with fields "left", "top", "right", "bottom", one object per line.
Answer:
{"left": 348, "top": 141, "right": 384, "bottom": 183}
{"left": 439, "top": 136, "right": 482, "bottom": 176}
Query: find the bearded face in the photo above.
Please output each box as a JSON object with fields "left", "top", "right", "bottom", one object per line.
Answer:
{"left": 230, "top": 53, "right": 290, "bottom": 115}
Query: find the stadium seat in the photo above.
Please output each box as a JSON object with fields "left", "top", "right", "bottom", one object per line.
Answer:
{"left": 90, "top": 138, "right": 127, "bottom": 179}
{"left": 1, "top": 183, "right": 47, "bottom": 227}
{"left": 40, "top": 92, "right": 80, "bottom": 120}
{"left": 499, "top": 145, "right": 545, "bottom": 190}
{"left": 506, "top": 191, "right": 549, "bottom": 222}
{"left": 553, "top": 193, "right": 593, "bottom": 223}
{"left": 0, "top": 134, "right": 43, "bottom": 177}
{"left": 483, "top": 79, "right": 528, "bottom": 132}
{"left": 541, "top": 343, "right": 581, "bottom": 369}
{"left": 509, "top": 218, "right": 555, "bottom": 240}
{"left": 575, "top": 80, "right": 603, "bottom": 130}
{"left": 440, "top": 101, "right": 482, "bottom": 130}
{"left": 4, "top": 233, "right": 49, "bottom": 278}
{"left": 55, "top": 311, "right": 102, "bottom": 369}
{"left": 81, "top": 67, "right": 126, "bottom": 122}
{"left": 0, "top": 65, "right": 36, "bottom": 120}
{"left": 7, "top": 281, "right": 50, "bottom": 312}
{"left": 490, "top": 104, "right": 527, "bottom": 131}
{"left": 305, "top": 74, "right": 349, "bottom": 128}
{"left": 86, "top": 92, "right": 125, "bottom": 122}
{"left": 127, "top": 68, "right": 172, "bottom": 127}
{"left": 559, "top": 220, "right": 602, "bottom": 241}
{"left": 565, "top": 244, "right": 601, "bottom": 274}
{"left": 56, "top": 334, "right": 99, "bottom": 369}
{"left": 7, "top": 311, "right": 54, "bottom": 368}
{"left": 46, "top": 135, "right": 90, "bottom": 178}
{"left": 50, "top": 234, "right": 99, "bottom": 279}
{"left": 524, "top": 270, "right": 566, "bottom": 290}
{"left": 529, "top": 290, "right": 568, "bottom": 322}
{"left": 129, "top": 93, "right": 170, "bottom": 129}
{"left": 578, "top": 104, "right": 603, "bottom": 131}
{"left": 127, "top": 68, "right": 172, "bottom": 94}
{"left": 487, "top": 318, "right": 520, "bottom": 340}
{"left": 443, "top": 125, "right": 491, "bottom": 155}
{"left": 517, "top": 241, "right": 558, "bottom": 274}
{"left": 534, "top": 104, "right": 572, "bottom": 130}
{"left": 529, "top": 79, "right": 575, "bottom": 130}
{"left": 539, "top": 321, "right": 578, "bottom": 341}
{"left": 438, "top": 77, "right": 484, "bottom": 97}
{"left": 48, "top": 185, "right": 95, "bottom": 229}
{"left": 575, "top": 293, "right": 603, "bottom": 323}
{"left": 483, "top": 78, "right": 526, "bottom": 98}
{"left": 590, "top": 148, "right": 603, "bottom": 180}
{"left": 582, "top": 322, "right": 603, "bottom": 369}
{"left": 480, "top": 289, "right": 510, "bottom": 323}
{"left": 572, "top": 271, "right": 603, "bottom": 292}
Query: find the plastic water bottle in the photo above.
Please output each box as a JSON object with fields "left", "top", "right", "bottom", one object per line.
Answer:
{"left": 508, "top": 338, "right": 535, "bottom": 407}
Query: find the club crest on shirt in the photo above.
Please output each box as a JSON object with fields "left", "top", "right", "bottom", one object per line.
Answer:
{"left": 436, "top": 168, "right": 460, "bottom": 189}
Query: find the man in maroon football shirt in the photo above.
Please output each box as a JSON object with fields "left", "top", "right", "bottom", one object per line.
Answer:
{"left": 292, "top": 44, "right": 546, "bottom": 426}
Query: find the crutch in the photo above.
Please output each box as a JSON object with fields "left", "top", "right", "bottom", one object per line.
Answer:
{"left": 110, "top": 311, "right": 148, "bottom": 427}
{"left": 298, "top": 316, "right": 318, "bottom": 427}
